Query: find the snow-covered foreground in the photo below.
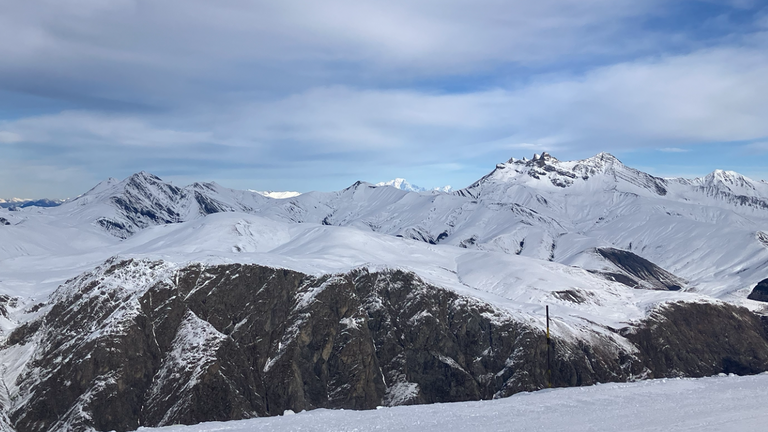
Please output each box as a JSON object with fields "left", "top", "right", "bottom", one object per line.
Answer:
{"left": 140, "top": 373, "right": 768, "bottom": 432}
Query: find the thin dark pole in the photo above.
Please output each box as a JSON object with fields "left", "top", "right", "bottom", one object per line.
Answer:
{"left": 546, "top": 305, "right": 551, "bottom": 388}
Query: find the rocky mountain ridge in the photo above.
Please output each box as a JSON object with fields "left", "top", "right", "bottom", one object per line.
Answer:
{"left": 4, "top": 259, "right": 768, "bottom": 432}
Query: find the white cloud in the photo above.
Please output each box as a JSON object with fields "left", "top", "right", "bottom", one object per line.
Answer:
{"left": 212, "top": 45, "right": 768, "bottom": 156}
{"left": 1, "top": 1, "right": 766, "bottom": 196}
{"left": 0, "top": 0, "right": 660, "bottom": 97}
{"left": 1, "top": 111, "right": 210, "bottom": 147}
{"left": 0, "top": 131, "right": 22, "bottom": 143}
{"left": 4, "top": 43, "right": 768, "bottom": 166}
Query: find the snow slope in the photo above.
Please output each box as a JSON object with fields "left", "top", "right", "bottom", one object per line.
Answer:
{"left": 137, "top": 373, "right": 768, "bottom": 432}
{"left": 0, "top": 212, "right": 707, "bottom": 340}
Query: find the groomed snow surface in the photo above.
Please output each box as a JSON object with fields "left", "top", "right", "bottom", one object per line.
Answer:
{"left": 137, "top": 373, "right": 768, "bottom": 432}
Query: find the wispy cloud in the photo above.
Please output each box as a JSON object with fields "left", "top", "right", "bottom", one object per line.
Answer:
{"left": 744, "top": 141, "right": 768, "bottom": 152}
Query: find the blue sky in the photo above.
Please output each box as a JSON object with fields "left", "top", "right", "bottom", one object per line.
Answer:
{"left": 1, "top": 0, "right": 767, "bottom": 198}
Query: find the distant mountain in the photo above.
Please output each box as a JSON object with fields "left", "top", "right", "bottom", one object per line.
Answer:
{"left": 376, "top": 178, "right": 452, "bottom": 193}
{"left": 51, "top": 171, "right": 271, "bottom": 238}
{"left": 0, "top": 198, "right": 65, "bottom": 209}
{"left": 249, "top": 190, "right": 303, "bottom": 199}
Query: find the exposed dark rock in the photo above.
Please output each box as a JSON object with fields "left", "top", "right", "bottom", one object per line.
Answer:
{"left": 0, "top": 217, "right": 10, "bottom": 226}
{"left": 623, "top": 302, "right": 768, "bottom": 377}
{"left": 596, "top": 248, "right": 686, "bottom": 291}
{"left": 96, "top": 218, "right": 133, "bottom": 238}
{"left": 758, "top": 231, "right": 768, "bottom": 248}
{"left": 747, "top": 278, "right": 768, "bottom": 302}
{"left": 588, "top": 270, "right": 641, "bottom": 288}
{"left": 5, "top": 261, "right": 768, "bottom": 432}
{"left": 552, "top": 290, "right": 587, "bottom": 304}
{"left": 194, "top": 191, "right": 231, "bottom": 216}
{"left": 0, "top": 294, "right": 17, "bottom": 319}
{"left": 401, "top": 227, "right": 436, "bottom": 245}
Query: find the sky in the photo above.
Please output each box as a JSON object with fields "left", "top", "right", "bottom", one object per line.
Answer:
{"left": 1, "top": 0, "right": 768, "bottom": 198}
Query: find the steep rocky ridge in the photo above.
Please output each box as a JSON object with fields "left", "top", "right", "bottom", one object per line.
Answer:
{"left": 4, "top": 259, "right": 768, "bottom": 432}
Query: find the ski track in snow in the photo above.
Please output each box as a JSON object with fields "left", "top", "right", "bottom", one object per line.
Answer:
{"left": 136, "top": 373, "right": 768, "bottom": 432}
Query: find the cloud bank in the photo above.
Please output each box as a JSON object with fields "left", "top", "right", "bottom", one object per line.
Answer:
{"left": 1, "top": 0, "right": 766, "bottom": 196}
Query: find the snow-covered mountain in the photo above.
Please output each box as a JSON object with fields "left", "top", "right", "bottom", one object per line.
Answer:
{"left": 1, "top": 152, "right": 768, "bottom": 432}
{"left": 249, "top": 190, "right": 303, "bottom": 199}
{"left": 376, "top": 178, "right": 452, "bottom": 193}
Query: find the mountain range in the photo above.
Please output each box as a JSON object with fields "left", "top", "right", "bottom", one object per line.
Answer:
{"left": 1, "top": 152, "right": 767, "bottom": 432}
{"left": 0, "top": 198, "right": 64, "bottom": 210}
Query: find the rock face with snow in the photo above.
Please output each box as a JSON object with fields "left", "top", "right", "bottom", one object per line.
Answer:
{"left": 594, "top": 248, "right": 686, "bottom": 291}
{"left": 748, "top": 279, "right": 768, "bottom": 302}
{"left": 5, "top": 258, "right": 768, "bottom": 432}
{"left": 63, "top": 172, "right": 270, "bottom": 238}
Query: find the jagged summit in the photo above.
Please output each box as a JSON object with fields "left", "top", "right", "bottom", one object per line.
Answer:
{"left": 465, "top": 151, "right": 665, "bottom": 196}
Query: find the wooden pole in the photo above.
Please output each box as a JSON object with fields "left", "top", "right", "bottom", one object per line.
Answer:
{"left": 546, "top": 305, "right": 551, "bottom": 388}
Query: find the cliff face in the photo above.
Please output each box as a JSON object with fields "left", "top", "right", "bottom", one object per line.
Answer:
{"left": 5, "top": 260, "right": 768, "bottom": 432}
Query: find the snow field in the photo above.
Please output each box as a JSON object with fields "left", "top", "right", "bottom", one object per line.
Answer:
{"left": 136, "top": 373, "right": 768, "bottom": 432}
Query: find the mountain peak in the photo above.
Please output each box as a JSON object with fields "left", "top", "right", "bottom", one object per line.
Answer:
{"left": 471, "top": 151, "right": 668, "bottom": 196}
{"left": 580, "top": 152, "right": 622, "bottom": 167}
{"left": 126, "top": 171, "right": 164, "bottom": 184}
{"left": 533, "top": 152, "right": 557, "bottom": 161}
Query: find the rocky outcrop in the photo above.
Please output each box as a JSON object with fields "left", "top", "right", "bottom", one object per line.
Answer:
{"left": 748, "top": 278, "right": 768, "bottom": 302}
{"left": 624, "top": 302, "right": 768, "bottom": 376}
{"left": 4, "top": 260, "right": 768, "bottom": 432}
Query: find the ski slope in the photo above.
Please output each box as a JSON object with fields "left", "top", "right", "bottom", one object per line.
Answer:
{"left": 137, "top": 373, "right": 768, "bottom": 432}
